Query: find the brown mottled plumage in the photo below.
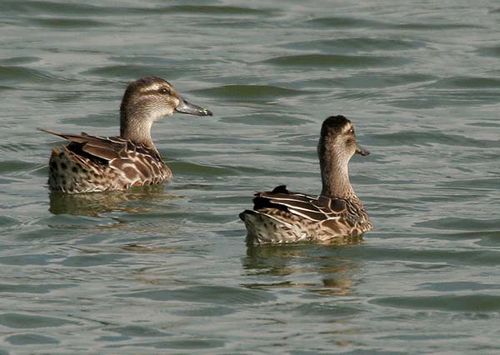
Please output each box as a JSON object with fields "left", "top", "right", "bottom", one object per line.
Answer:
{"left": 41, "top": 77, "right": 212, "bottom": 193}
{"left": 239, "top": 115, "right": 372, "bottom": 245}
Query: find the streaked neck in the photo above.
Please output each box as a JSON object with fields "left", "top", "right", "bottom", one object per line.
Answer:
{"left": 319, "top": 151, "right": 355, "bottom": 199}
{"left": 120, "top": 111, "right": 155, "bottom": 149}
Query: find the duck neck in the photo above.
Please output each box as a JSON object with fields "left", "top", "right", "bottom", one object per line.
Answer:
{"left": 319, "top": 150, "right": 355, "bottom": 199}
{"left": 120, "top": 110, "right": 155, "bottom": 150}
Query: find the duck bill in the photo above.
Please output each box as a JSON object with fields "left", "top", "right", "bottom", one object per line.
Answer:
{"left": 175, "top": 97, "right": 213, "bottom": 116}
{"left": 356, "top": 144, "right": 370, "bottom": 156}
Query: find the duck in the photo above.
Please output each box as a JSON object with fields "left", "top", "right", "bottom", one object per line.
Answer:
{"left": 41, "top": 77, "right": 212, "bottom": 193}
{"left": 239, "top": 115, "right": 372, "bottom": 245}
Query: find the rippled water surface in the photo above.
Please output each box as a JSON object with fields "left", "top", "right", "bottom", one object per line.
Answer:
{"left": 1, "top": 0, "right": 500, "bottom": 353}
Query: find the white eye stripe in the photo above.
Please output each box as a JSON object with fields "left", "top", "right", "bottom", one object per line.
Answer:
{"left": 139, "top": 86, "right": 172, "bottom": 96}
{"left": 143, "top": 83, "right": 170, "bottom": 92}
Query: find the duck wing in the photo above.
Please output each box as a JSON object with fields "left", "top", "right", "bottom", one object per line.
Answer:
{"left": 39, "top": 128, "right": 130, "bottom": 163}
{"left": 252, "top": 184, "right": 347, "bottom": 222}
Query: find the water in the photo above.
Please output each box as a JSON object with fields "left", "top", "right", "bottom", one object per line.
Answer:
{"left": 1, "top": 0, "right": 499, "bottom": 353}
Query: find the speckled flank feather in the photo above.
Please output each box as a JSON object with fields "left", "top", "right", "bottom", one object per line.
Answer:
{"left": 239, "top": 115, "right": 372, "bottom": 245}
{"left": 41, "top": 76, "right": 212, "bottom": 193}
{"left": 46, "top": 132, "right": 172, "bottom": 193}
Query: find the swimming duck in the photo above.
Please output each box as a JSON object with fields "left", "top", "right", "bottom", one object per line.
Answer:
{"left": 41, "top": 76, "right": 212, "bottom": 193}
{"left": 239, "top": 115, "right": 372, "bottom": 245}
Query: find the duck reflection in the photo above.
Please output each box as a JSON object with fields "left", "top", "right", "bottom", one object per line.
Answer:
{"left": 242, "top": 236, "right": 363, "bottom": 296}
{"left": 49, "top": 184, "right": 172, "bottom": 216}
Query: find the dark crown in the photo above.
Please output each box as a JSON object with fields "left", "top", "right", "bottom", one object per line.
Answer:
{"left": 321, "top": 115, "right": 351, "bottom": 136}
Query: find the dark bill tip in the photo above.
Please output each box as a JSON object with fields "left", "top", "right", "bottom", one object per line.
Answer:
{"left": 356, "top": 144, "right": 370, "bottom": 156}
{"left": 175, "top": 98, "right": 213, "bottom": 117}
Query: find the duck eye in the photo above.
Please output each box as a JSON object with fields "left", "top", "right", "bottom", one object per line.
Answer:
{"left": 159, "top": 87, "right": 170, "bottom": 95}
{"left": 348, "top": 128, "right": 354, "bottom": 134}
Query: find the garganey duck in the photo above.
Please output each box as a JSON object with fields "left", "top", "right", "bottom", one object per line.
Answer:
{"left": 41, "top": 76, "right": 212, "bottom": 193}
{"left": 239, "top": 115, "right": 372, "bottom": 245}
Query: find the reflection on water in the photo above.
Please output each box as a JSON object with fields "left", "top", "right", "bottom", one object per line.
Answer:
{"left": 242, "top": 239, "right": 363, "bottom": 296}
{"left": 244, "top": 235, "right": 363, "bottom": 266}
{"left": 48, "top": 184, "right": 173, "bottom": 216}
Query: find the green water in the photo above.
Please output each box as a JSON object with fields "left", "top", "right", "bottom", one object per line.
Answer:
{"left": 1, "top": 0, "right": 500, "bottom": 353}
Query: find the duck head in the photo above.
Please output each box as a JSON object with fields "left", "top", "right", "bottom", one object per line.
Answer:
{"left": 119, "top": 77, "right": 212, "bottom": 146}
{"left": 317, "top": 115, "right": 369, "bottom": 198}
{"left": 318, "top": 115, "right": 369, "bottom": 162}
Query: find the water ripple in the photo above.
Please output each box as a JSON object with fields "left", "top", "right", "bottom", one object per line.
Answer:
{"left": 415, "top": 217, "right": 499, "bottom": 232}
{"left": 164, "top": 5, "right": 274, "bottom": 16}
{"left": 0, "top": 283, "right": 73, "bottom": 294}
{"left": 0, "top": 57, "right": 39, "bottom": 65}
{"left": 29, "top": 17, "right": 110, "bottom": 28}
{"left": 418, "top": 281, "right": 500, "bottom": 292}
{"left": 193, "top": 84, "right": 306, "bottom": 101}
{"left": 82, "top": 65, "right": 183, "bottom": 80}
{"left": 372, "top": 295, "right": 500, "bottom": 312}
{"left": 261, "top": 54, "right": 409, "bottom": 68}
{"left": 477, "top": 45, "right": 500, "bottom": 58}
{"left": 370, "top": 130, "right": 500, "bottom": 148}
{"left": 116, "top": 285, "right": 276, "bottom": 304}
{"left": 0, "top": 65, "right": 66, "bottom": 84}
{"left": 431, "top": 76, "right": 500, "bottom": 89}
{"left": 5, "top": 334, "right": 59, "bottom": 345}
{"left": 300, "top": 73, "right": 436, "bottom": 89}
{"left": 307, "top": 16, "right": 483, "bottom": 30}
{"left": 306, "top": 16, "right": 393, "bottom": 29}
{"left": 0, "top": 313, "right": 77, "bottom": 328}
{"left": 0, "top": 1, "right": 107, "bottom": 15}
{"left": 283, "top": 37, "right": 426, "bottom": 52}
